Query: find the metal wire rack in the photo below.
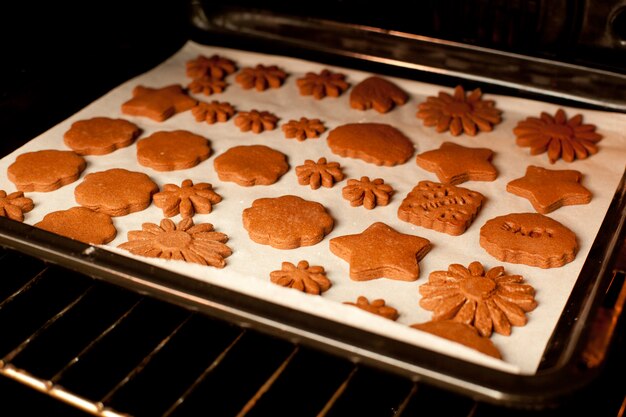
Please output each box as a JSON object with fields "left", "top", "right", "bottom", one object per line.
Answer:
{"left": 0, "top": 246, "right": 624, "bottom": 417}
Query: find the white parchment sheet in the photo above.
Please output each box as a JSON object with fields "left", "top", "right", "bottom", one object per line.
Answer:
{"left": 1, "top": 40, "right": 625, "bottom": 374}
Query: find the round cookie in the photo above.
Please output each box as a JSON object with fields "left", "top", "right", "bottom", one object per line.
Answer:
{"left": 479, "top": 212, "right": 578, "bottom": 268}
{"left": 213, "top": 145, "right": 289, "bottom": 186}
{"left": 136, "top": 130, "right": 212, "bottom": 171}
{"left": 35, "top": 206, "right": 117, "bottom": 245}
{"left": 242, "top": 195, "right": 334, "bottom": 249}
{"left": 74, "top": 168, "right": 158, "bottom": 216}
{"left": 327, "top": 123, "right": 414, "bottom": 166}
{"left": 63, "top": 117, "right": 140, "bottom": 155}
{"left": 7, "top": 149, "right": 86, "bottom": 192}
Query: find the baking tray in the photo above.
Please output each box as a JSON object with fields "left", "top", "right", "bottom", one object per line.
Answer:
{"left": 1, "top": 4, "right": 625, "bottom": 409}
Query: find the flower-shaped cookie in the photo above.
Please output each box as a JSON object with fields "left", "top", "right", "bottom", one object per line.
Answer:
{"left": 342, "top": 177, "right": 393, "bottom": 210}
{"left": 187, "top": 76, "right": 228, "bottom": 96}
{"left": 282, "top": 117, "right": 326, "bottom": 141}
{"left": 191, "top": 100, "right": 236, "bottom": 124}
{"left": 242, "top": 195, "right": 334, "bottom": 249}
{"left": 513, "top": 108, "right": 603, "bottom": 163}
{"left": 234, "top": 110, "right": 279, "bottom": 133}
{"left": 153, "top": 179, "right": 222, "bottom": 218}
{"left": 136, "top": 130, "right": 212, "bottom": 172}
{"left": 295, "top": 158, "right": 344, "bottom": 190}
{"left": 296, "top": 69, "right": 350, "bottom": 99}
{"left": 344, "top": 296, "right": 399, "bottom": 320}
{"left": 186, "top": 54, "right": 237, "bottom": 79}
{"left": 419, "top": 261, "right": 537, "bottom": 337}
{"left": 416, "top": 85, "right": 502, "bottom": 136}
{"left": 0, "top": 190, "right": 34, "bottom": 222}
{"left": 235, "top": 64, "right": 288, "bottom": 91}
{"left": 213, "top": 145, "right": 289, "bottom": 186}
{"left": 63, "top": 117, "right": 140, "bottom": 156}
{"left": 7, "top": 149, "right": 86, "bottom": 192}
{"left": 270, "top": 260, "right": 331, "bottom": 295}
{"left": 118, "top": 218, "right": 232, "bottom": 267}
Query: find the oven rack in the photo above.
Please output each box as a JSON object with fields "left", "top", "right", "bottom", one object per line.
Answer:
{"left": 0, "top": 246, "right": 624, "bottom": 417}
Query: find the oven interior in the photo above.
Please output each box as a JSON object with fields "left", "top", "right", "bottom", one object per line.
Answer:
{"left": 1, "top": 1, "right": 625, "bottom": 416}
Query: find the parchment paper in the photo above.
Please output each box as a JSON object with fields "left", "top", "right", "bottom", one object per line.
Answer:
{"left": 1, "top": 40, "right": 625, "bottom": 374}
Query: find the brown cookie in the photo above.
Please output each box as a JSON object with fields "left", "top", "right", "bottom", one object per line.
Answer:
{"left": 74, "top": 168, "right": 158, "bottom": 216}
{"left": 419, "top": 261, "right": 537, "bottom": 337}
{"left": 0, "top": 190, "right": 34, "bottom": 222}
{"left": 186, "top": 54, "right": 237, "bottom": 79}
{"left": 191, "top": 100, "right": 236, "bottom": 124}
{"left": 270, "top": 260, "right": 331, "bottom": 295}
{"left": 235, "top": 64, "right": 288, "bottom": 91}
{"left": 416, "top": 85, "right": 502, "bottom": 136}
{"left": 296, "top": 69, "right": 350, "bottom": 99}
{"left": 63, "top": 117, "right": 140, "bottom": 155}
{"left": 415, "top": 142, "right": 497, "bottom": 185}
{"left": 479, "top": 212, "right": 578, "bottom": 268}
{"left": 410, "top": 320, "right": 502, "bottom": 359}
{"left": 327, "top": 123, "right": 414, "bottom": 166}
{"left": 342, "top": 177, "right": 393, "bottom": 210}
{"left": 344, "top": 296, "right": 399, "bottom": 320}
{"left": 153, "top": 179, "right": 222, "bottom": 218}
{"left": 242, "top": 195, "right": 334, "bottom": 249}
{"left": 282, "top": 117, "right": 326, "bottom": 141}
{"left": 234, "top": 110, "right": 279, "bottom": 133}
{"left": 118, "top": 218, "right": 232, "bottom": 267}
{"left": 397, "top": 180, "right": 485, "bottom": 235}
{"left": 506, "top": 166, "right": 592, "bottom": 214}
{"left": 34, "top": 206, "right": 117, "bottom": 245}
{"left": 7, "top": 149, "right": 86, "bottom": 192}
{"left": 136, "top": 130, "right": 211, "bottom": 172}
{"left": 329, "top": 222, "right": 431, "bottom": 281}
{"left": 213, "top": 145, "right": 289, "bottom": 186}
{"left": 187, "top": 76, "right": 228, "bottom": 96}
{"left": 295, "top": 157, "right": 344, "bottom": 190}
{"left": 513, "top": 108, "right": 603, "bottom": 163}
{"left": 350, "top": 76, "right": 408, "bottom": 113}
{"left": 121, "top": 84, "right": 197, "bottom": 122}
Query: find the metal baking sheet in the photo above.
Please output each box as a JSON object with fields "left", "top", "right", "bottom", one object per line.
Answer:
{"left": 0, "top": 31, "right": 624, "bottom": 406}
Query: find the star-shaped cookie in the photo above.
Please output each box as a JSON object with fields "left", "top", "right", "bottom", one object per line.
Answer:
{"left": 506, "top": 165, "right": 592, "bottom": 214}
{"left": 415, "top": 142, "right": 497, "bottom": 185}
{"left": 329, "top": 222, "right": 431, "bottom": 281}
{"left": 121, "top": 84, "right": 197, "bottom": 122}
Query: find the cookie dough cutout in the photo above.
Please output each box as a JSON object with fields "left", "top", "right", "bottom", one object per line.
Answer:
{"left": 411, "top": 320, "right": 502, "bottom": 359}
{"left": 419, "top": 261, "right": 537, "bottom": 337}
{"left": 344, "top": 296, "right": 399, "bottom": 320}
{"left": 63, "top": 117, "right": 140, "bottom": 155}
{"left": 214, "top": 145, "right": 289, "bottom": 186}
{"left": 7, "top": 149, "right": 86, "bottom": 192}
{"left": 327, "top": 123, "right": 414, "bottom": 166}
{"left": 74, "top": 168, "right": 158, "bottom": 217}
{"left": 415, "top": 142, "right": 497, "bottom": 185}
{"left": 480, "top": 212, "right": 578, "bottom": 268}
{"left": 270, "top": 260, "right": 331, "bottom": 295}
{"left": 242, "top": 195, "right": 334, "bottom": 249}
{"left": 329, "top": 222, "right": 431, "bottom": 281}
{"left": 506, "top": 166, "right": 592, "bottom": 214}
{"left": 350, "top": 76, "right": 408, "bottom": 113}
{"left": 398, "top": 180, "right": 485, "bottom": 235}
{"left": 137, "top": 130, "right": 212, "bottom": 172}
{"left": 121, "top": 84, "right": 197, "bottom": 122}
{"left": 35, "top": 206, "right": 117, "bottom": 245}
{"left": 0, "top": 190, "right": 34, "bottom": 222}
